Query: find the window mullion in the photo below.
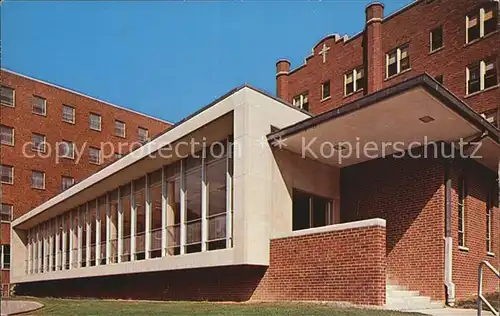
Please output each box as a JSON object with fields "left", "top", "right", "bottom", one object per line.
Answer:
{"left": 480, "top": 8, "right": 485, "bottom": 37}
{"left": 480, "top": 61, "right": 486, "bottom": 90}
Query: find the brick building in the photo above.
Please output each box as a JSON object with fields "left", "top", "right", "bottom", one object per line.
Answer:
{"left": 0, "top": 69, "right": 171, "bottom": 294}
{"left": 6, "top": 0, "right": 500, "bottom": 310}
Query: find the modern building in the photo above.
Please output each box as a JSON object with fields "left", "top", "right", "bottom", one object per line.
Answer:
{"left": 0, "top": 69, "right": 171, "bottom": 294}
{"left": 7, "top": 0, "right": 500, "bottom": 309}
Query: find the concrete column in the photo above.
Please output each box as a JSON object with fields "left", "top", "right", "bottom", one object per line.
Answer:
{"left": 86, "top": 204, "right": 91, "bottom": 266}
{"left": 106, "top": 194, "right": 111, "bottom": 265}
{"left": 161, "top": 166, "right": 167, "bottom": 257}
{"left": 145, "top": 174, "right": 151, "bottom": 259}
{"left": 77, "top": 208, "right": 83, "bottom": 268}
{"left": 95, "top": 199, "right": 101, "bottom": 265}
{"left": 118, "top": 188, "right": 123, "bottom": 263}
{"left": 180, "top": 160, "right": 186, "bottom": 255}
{"left": 364, "top": 2, "right": 384, "bottom": 94}
{"left": 55, "top": 216, "right": 60, "bottom": 271}
{"left": 275, "top": 59, "right": 290, "bottom": 100}
{"left": 130, "top": 181, "right": 136, "bottom": 261}
{"left": 226, "top": 150, "right": 233, "bottom": 248}
{"left": 201, "top": 150, "right": 208, "bottom": 252}
{"left": 61, "top": 215, "right": 67, "bottom": 270}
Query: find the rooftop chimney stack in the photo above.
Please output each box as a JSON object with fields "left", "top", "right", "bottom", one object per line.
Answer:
{"left": 364, "top": 2, "right": 384, "bottom": 94}
{"left": 276, "top": 59, "right": 291, "bottom": 100}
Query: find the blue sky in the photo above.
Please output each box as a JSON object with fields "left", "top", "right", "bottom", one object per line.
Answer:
{"left": 2, "top": 0, "right": 412, "bottom": 123}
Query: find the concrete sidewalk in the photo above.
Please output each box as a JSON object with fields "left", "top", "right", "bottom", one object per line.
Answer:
{"left": 406, "top": 307, "right": 489, "bottom": 316}
{"left": 0, "top": 300, "right": 44, "bottom": 316}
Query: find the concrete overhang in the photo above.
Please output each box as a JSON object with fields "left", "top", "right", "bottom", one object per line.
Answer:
{"left": 268, "top": 74, "right": 500, "bottom": 170}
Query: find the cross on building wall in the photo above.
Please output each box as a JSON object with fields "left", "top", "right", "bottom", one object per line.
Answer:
{"left": 318, "top": 43, "right": 330, "bottom": 63}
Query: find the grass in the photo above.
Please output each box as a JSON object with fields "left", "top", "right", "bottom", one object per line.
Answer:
{"left": 6, "top": 297, "right": 427, "bottom": 316}
{"left": 455, "top": 292, "right": 499, "bottom": 311}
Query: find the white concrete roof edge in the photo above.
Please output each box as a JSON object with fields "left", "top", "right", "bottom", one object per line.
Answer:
{"left": 12, "top": 87, "right": 253, "bottom": 228}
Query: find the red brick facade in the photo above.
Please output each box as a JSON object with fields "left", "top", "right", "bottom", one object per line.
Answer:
{"left": 340, "top": 153, "right": 499, "bottom": 302}
{"left": 15, "top": 224, "right": 387, "bottom": 306}
{"left": 252, "top": 225, "right": 386, "bottom": 305}
{"left": 277, "top": 0, "right": 499, "bottom": 118}
{"left": 0, "top": 69, "right": 171, "bottom": 292}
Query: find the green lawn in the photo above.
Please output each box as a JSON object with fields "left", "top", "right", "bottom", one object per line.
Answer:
{"left": 10, "top": 297, "right": 427, "bottom": 316}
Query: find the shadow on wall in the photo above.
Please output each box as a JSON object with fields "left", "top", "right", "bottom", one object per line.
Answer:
{"left": 14, "top": 265, "right": 267, "bottom": 301}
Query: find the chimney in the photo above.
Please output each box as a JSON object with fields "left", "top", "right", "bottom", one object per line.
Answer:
{"left": 276, "top": 59, "right": 291, "bottom": 100}
{"left": 364, "top": 2, "right": 384, "bottom": 94}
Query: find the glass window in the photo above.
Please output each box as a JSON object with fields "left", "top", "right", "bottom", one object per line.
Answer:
{"left": 292, "top": 189, "right": 334, "bottom": 231}
{"left": 138, "top": 127, "right": 149, "bottom": 143}
{"left": 115, "top": 120, "right": 126, "bottom": 138}
{"left": 61, "top": 176, "right": 74, "bottom": 191}
{"left": 31, "top": 133, "right": 46, "bottom": 152}
{"left": 121, "top": 184, "right": 131, "bottom": 262}
{"left": 345, "top": 67, "right": 364, "bottom": 95}
{"left": 484, "top": 60, "right": 498, "bottom": 89}
{"left": 185, "top": 156, "right": 202, "bottom": 254}
{"left": 31, "top": 170, "right": 45, "bottom": 189}
{"left": 134, "top": 178, "right": 146, "bottom": 260}
{"left": 484, "top": 6, "right": 498, "bottom": 36}
{"left": 62, "top": 105, "right": 75, "bottom": 123}
{"left": 59, "top": 141, "right": 74, "bottom": 159}
{"left": 467, "top": 5, "right": 498, "bottom": 43}
{"left": 88, "top": 147, "right": 101, "bottom": 165}
{"left": 387, "top": 50, "right": 398, "bottom": 77}
{"left": 1, "top": 204, "right": 13, "bottom": 222}
{"left": 32, "top": 96, "right": 46, "bottom": 116}
{"left": 321, "top": 81, "right": 330, "bottom": 100}
{"left": 98, "top": 196, "right": 107, "bottom": 265}
{"left": 89, "top": 113, "right": 101, "bottom": 131}
{"left": 467, "top": 60, "right": 497, "bottom": 95}
{"left": 1, "top": 245, "right": 11, "bottom": 269}
{"left": 1, "top": 165, "right": 13, "bottom": 184}
{"left": 292, "top": 93, "right": 309, "bottom": 111}
{"left": 149, "top": 170, "right": 162, "bottom": 258}
{"left": 206, "top": 144, "right": 227, "bottom": 251}
{"left": 430, "top": 26, "right": 443, "bottom": 52}
{"left": 0, "top": 125, "right": 14, "bottom": 145}
{"left": 467, "top": 63, "right": 481, "bottom": 94}
{"left": 166, "top": 162, "right": 181, "bottom": 256}
{"left": 386, "top": 45, "right": 410, "bottom": 78}
{"left": 108, "top": 190, "right": 119, "bottom": 264}
{"left": 0, "top": 86, "right": 14, "bottom": 107}
{"left": 89, "top": 201, "right": 97, "bottom": 266}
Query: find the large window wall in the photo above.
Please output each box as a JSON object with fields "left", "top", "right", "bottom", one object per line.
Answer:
{"left": 24, "top": 138, "right": 233, "bottom": 275}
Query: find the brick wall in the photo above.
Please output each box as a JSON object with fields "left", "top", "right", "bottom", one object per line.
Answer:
{"left": 450, "top": 159, "right": 499, "bottom": 300}
{"left": 277, "top": 0, "right": 499, "bottom": 117}
{"left": 340, "top": 155, "right": 446, "bottom": 301}
{"left": 252, "top": 224, "right": 387, "bottom": 306}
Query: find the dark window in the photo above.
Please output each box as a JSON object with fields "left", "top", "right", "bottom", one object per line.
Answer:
{"left": 345, "top": 73, "right": 354, "bottom": 95}
{"left": 435, "top": 75, "right": 444, "bottom": 84}
{"left": 355, "top": 68, "right": 364, "bottom": 91}
{"left": 430, "top": 26, "right": 443, "bottom": 52}
{"left": 321, "top": 81, "right": 330, "bottom": 100}
{"left": 468, "top": 64, "right": 481, "bottom": 94}
{"left": 484, "top": 60, "right": 498, "bottom": 89}
{"left": 292, "top": 189, "right": 333, "bottom": 231}
{"left": 400, "top": 45, "right": 410, "bottom": 72}
{"left": 484, "top": 7, "right": 498, "bottom": 36}
{"left": 0, "top": 86, "right": 14, "bottom": 107}
{"left": 467, "top": 12, "right": 480, "bottom": 42}
{"left": 387, "top": 51, "right": 398, "bottom": 77}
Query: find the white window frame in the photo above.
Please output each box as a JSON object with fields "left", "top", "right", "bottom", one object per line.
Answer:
{"left": 138, "top": 127, "right": 149, "bottom": 143}
{"left": 429, "top": 26, "right": 443, "bottom": 52}
{"left": 88, "top": 147, "right": 101, "bottom": 165}
{"left": 59, "top": 141, "right": 75, "bottom": 159}
{"left": 0, "top": 244, "right": 10, "bottom": 270}
{"left": 320, "top": 81, "right": 330, "bottom": 101}
{"left": 0, "top": 165, "right": 13, "bottom": 185}
{"left": 62, "top": 105, "right": 75, "bottom": 124}
{"left": 61, "top": 176, "right": 75, "bottom": 191}
{"left": 0, "top": 86, "right": 15, "bottom": 107}
{"left": 115, "top": 120, "right": 126, "bottom": 138}
{"left": 466, "top": 60, "right": 497, "bottom": 95}
{"left": 89, "top": 113, "right": 102, "bottom": 131}
{"left": 31, "top": 170, "right": 46, "bottom": 190}
{"left": 386, "top": 45, "right": 410, "bottom": 78}
{"left": 32, "top": 95, "right": 47, "bottom": 116}
{"left": 0, "top": 125, "right": 14, "bottom": 146}
{"left": 292, "top": 93, "right": 309, "bottom": 111}
{"left": 31, "top": 133, "right": 46, "bottom": 153}
{"left": 0, "top": 204, "right": 13, "bottom": 223}
{"left": 344, "top": 68, "right": 364, "bottom": 96}
{"left": 466, "top": 6, "right": 497, "bottom": 44}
